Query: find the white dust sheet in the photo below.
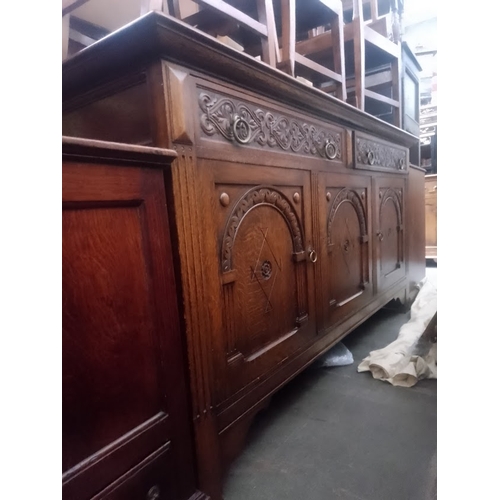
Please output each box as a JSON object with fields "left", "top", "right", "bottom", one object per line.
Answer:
{"left": 358, "top": 278, "right": 437, "bottom": 387}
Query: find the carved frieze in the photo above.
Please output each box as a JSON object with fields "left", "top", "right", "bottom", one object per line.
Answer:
{"left": 199, "top": 91, "right": 342, "bottom": 160}
{"left": 356, "top": 137, "right": 406, "bottom": 170}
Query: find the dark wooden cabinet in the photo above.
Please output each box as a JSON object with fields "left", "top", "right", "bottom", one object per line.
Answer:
{"left": 62, "top": 12, "right": 425, "bottom": 500}
{"left": 62, "top": 139, "right": 206, "bottom": 500}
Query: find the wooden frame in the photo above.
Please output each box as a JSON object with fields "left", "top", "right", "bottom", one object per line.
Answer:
{"left": 171, "top": 0, "right": 279, "bottom": 67}
{"left": 343, "top": 0, "right": 401, "bottom": 126}
{"left": 279, "top": 0, "right": 347, "bottom": 100}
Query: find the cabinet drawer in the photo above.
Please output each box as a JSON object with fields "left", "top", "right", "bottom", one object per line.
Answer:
{"left": 353, "top": 131, "right": 408, "bottom": 173}
{"left": 92, "top": 443, "right": 175, "bottom": 500}
{"left": 196, "top": 81, "right": 347, "bottom": 165}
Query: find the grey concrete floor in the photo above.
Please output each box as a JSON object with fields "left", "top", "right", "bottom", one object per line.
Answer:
{"left": 223, "top": 267, "right": 437, "bottom": 500}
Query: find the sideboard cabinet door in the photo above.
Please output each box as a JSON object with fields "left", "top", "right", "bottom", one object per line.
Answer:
{"left": 318, "top": 172, "right": 373, "bottom": 332}
{"left": 207, "top": 160, "right": 317, "bottom": 404}
{"left": 374, "top": 176, "right": 406, "bottom": 292}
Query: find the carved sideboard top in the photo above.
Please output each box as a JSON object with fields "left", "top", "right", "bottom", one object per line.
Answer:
{"left": 62, "top": 11, "right": 418, "bottom": 149}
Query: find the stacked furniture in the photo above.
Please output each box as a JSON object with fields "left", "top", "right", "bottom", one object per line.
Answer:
{"left": 62, "top": 9, "right": 425, "bottom": 500}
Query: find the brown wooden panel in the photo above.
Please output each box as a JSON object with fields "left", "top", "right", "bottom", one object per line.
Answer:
{"left": 62, "top": 157, "right": 197, "bottom": 500}
{"left": 62, "top": 81, "right": 152, "bottom": 145}
{"left": 92, "top": 443, "right": 176, "bottom": 500}
{"left": 425, "top": 174, "right": 437, "bottom": 258}
{"left": 407, "top": 166, "right": 426, "bottom": 297}
{"left": 62, "top": 202, "right": 162, "bottom": 469}
{"left": 319, "top": 172, "right": 373, "bottom": 332}
{"left": 374, "top": 176, "right": 406, "bottom": 292}
{"left": 208, "top": 160, "right": 316, "bottom": 406}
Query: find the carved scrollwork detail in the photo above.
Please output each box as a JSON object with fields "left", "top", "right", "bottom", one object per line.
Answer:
{"left": 356, "top": 137, "right": 406, "bottom": 169}
{"left": 327, "top": 189, "right": 367, "bottom": 246}
{"left": 379, "top": 188, "right": 403, "bottom": 225}
{"left": 221, "top": 186, "right": 304, "bottom": 272}
{"left": 199, "top": 91, "right": 342, "bottom": 160}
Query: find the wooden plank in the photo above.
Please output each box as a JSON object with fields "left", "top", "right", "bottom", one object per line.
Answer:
{"left": 192, "top": 0, "right": 268, "bottom": 37}
{"left": 295, "top": 31, "right": 331, "bottom": 56}
{"left": 280, "top": 0, "right": 296, "bottom": 75}
{"left": 319, "top": 0, "right": 343, "bottom": 14}
{"left": 331, "top": 9, "right": 346, "bottom": 100}
{"left": 295, "top": 53, "right": 343, "bottom": 82}
{"left": 62, "top": 0, "right": 91, "bottom": 16}
{"left": 363, "top": 26, "right": 400, "bottom": 57}
{"left": 365, "top": 88, "right": 399, "bottom": 107}
{"left": 62, "top": 14, "right": 70, "bottom": 60}
{"left": 257, "top": 0, "right": 278, "bottom": 67}
{"left": 352, "top": 16, "right": 365, "bottom": 110}
{"left": 390, "top": 55, "right": 401, "bottom": 126}
{"left": 345, "top": 72, "right": 392, "bottom": 92}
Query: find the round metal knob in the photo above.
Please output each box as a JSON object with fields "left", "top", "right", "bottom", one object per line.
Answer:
{"left": 376, "top": 231, "right": 384, "bottom": 241}
{"left": 231, "top": 114, "right": 252, "bottom": 144}
{"left": 324, "top": 140, "right": 338, "bottom": 160}
{"left": 308, "top": 249, "right": 318, "bottom": 263}
{"left": 367, "top": 151, "right": 375, "bottom": 165}
{"left": 147, "top": 486, "right": 160, "bottom": 500}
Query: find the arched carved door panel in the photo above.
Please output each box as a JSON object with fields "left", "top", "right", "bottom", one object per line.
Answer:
{"left": 375, "top": 177, "right": 406, "bottom": 291}
{"left": 211, "top": 162, "right": 316, "bottom": 405}
{"left": 319, "top": 174, "right": 372, "bottom": 332}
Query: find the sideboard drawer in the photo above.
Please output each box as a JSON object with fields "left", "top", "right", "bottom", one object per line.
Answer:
{"left": 196, "top": 82, "right": 348, "bottom": 166}
{"left": 353, "top": 131, "right": 408, "bottom": 173}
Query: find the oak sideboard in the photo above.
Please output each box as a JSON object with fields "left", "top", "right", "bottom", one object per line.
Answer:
{"left": 62, "top": 11, "right": 425, "bottom": 500}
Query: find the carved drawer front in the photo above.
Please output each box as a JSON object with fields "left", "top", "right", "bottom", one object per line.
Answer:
{"left": 374, "top": 177, "right": 406, "bottom": 292}
{"left": 210, "top": 162, "right": 317, "bottom": 405}
{"left": 198, "top": 86, "right": 346, "bottom": 164}
{"left": 319, "top": 174, "right": 373, "bottom": 332}
{"left": 353, "top": 131, "right": 408, "bottom": 173}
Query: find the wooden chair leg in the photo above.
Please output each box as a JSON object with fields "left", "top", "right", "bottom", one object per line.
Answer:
{"left": 62, "top": 14, "right": 70, "bottom": 60}
{"left": 352, "top": 16, "right": 365, "bottom": 111}
{"left": 257, "top": 0, "right": 279, "bottom": 67}
{"left": 279, "top": 0, "right": 296, "bottom": 75}
{"left": 331, "top": 9, "right": 346, "bottom": 101}
{"left": 391, "top": 54, "right": 401, "bottom": 127}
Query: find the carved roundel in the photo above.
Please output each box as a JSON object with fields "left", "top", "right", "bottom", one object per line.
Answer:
{"left": 261, "top": 260, "right": 272, "bottom": 280}
{"left": 221, "top": 186, "right": 305, "bottom": 273}
{"left": 327, "top": 188, "right": 367, "bottom": 246}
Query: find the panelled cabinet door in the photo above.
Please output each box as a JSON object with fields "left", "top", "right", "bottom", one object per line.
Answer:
{"left": 62, "top": 162, "right": 195, "bottom": 500}
{"left": 374, "top": 177, "right": 406, "bottom": 292}
{"left": 318, "top": 173, "right": 372, "bottom": 332}
{"left": 208, "top": 160, "right": 316, "bottom": 405}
